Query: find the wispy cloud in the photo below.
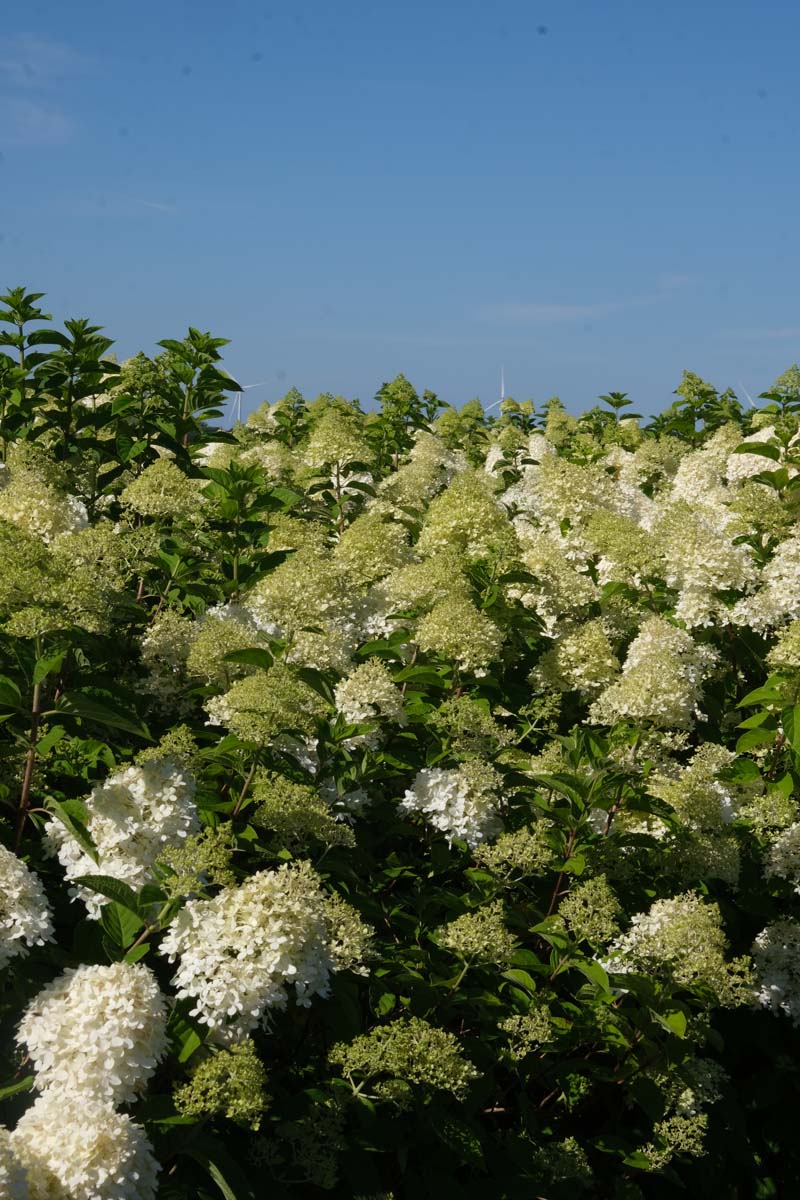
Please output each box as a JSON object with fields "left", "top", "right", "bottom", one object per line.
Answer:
{"left": 482, "top": 299, "right": 626, "bottom": 323}
{"left": 0, "top": 34, "right": 84, "bottom": 146}
{"left": 289, "top": 328, "right": 540, "bottom": 350}
{"left": 480, "top": 276, "right": 697, "bottom": 326}
{"left": 716, "top": 327, "right": 800, "bottom": 342}
{"left": 0, "top": 97, "right": 74, "bottom": 146}
{"left": 0, "top": 33, "right": 84, "bottom": 88}
{"left": 64, "top": 193, "right": 179, "bottom": 218}
{"left": 123, "top": 196, "right": 178, "bottom": 215}
{"left": 0, "top": 34, "right": 84, "bottom": 89}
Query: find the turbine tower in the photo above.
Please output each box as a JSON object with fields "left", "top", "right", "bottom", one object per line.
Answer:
{"left": 500, "top": 366, "right": 505, "bottom": 405}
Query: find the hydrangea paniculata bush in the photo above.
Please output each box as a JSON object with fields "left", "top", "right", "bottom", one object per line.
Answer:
{"left": 3, "top": 290, "right": 800, "bottom": 1196}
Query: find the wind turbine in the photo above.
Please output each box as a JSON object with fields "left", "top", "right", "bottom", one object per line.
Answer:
{"left": 485, "top": 367, "right": 507, "bottom": 414}
{"left": 232, "top": 379, "right": 272, "bottom": 425}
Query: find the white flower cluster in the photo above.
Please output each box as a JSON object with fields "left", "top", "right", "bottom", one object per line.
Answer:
{"left": 45, "top": 758, "right": 199, "bottom": 918}
{"left": 732, "top": 533, "right": 800, "bottom": 631}
{"left": 725, "top": 424, "right": 780, "bottom": 485}
{"left": 590, "top": 616, "right": 718, "bottom": 729}
{"left": 764, "top": 823, "right": 800, "bottom": 892}
{"left": 8, "top": 963, "right": 167, "bottom": 1199}
{"left": 0, "top": 1127, "right": 28, "bottom": 1200}
{"left": 161, "top": 860, "right": 345, "bottom": 1042}
{"left": 11, "top": 1091, "right": 159, "bottom": 1200}
{"left": 657, "top": 502, "right": 757, "bottom": 629}
{"left": 752, "top": 919, "right": 800, "bottom": 1023}
{"left": 16, "top": 962, "right": 168, "bottom": 1104}
{"left": 0, "top": 844, "right": 53, "bottom": 969}
{"left": 0, "top": 465, "right": 88, "bottom": 544}
{"left": 399, "top": 761, "right": 503, "bottom": 848}
{"left": 334, "top": 658, "right": 406, "bottom": 727}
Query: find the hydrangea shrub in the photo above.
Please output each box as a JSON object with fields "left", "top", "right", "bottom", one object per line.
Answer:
{"left": 2, "top": 288, "right": 800, "bottom": 1196}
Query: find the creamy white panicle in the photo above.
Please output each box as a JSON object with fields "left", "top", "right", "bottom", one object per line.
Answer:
{"left": 731, "top": 533, "right": 800, "bottom": 632}
{"left": 589, "top": 616, "right": 718, "bottom": 729}
{"left": 0, "top": 1127, "right": 29, "bottom": 1200}
{"left": 752, "top": 919, "right": 800, "bottom": 1024}
{"left": 17, "top": 963, "right": 168, "bottom": 1105}
{"left": 0, "top": 845, "right": 53, "bottom": 969}
{"left": 161, "top": 860, "right": 343, "bottom": 1042}
{"left": 45, "top": 758, "right": 198, "bottom": 918}
{"left": 400, "top": 761, "right": 503, "bottom": 848}
{"left": 11, "top": 1091, "right": 159, "bottom": 1200}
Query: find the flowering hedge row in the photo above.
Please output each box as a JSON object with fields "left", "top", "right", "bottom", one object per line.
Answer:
{"left": 1, "top": 286, "right": 800, "bottom": 1197}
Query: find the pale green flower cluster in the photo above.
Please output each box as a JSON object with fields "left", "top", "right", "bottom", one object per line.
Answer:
{"left": 334, "top": 657, "right": 405, "bottom": 727}
{"left": 174, "top": 1041, "right": 268, "bottom": 1130}
{"left": 375, "top": 430, "right": 464, "bottom": 513}
{"left": 304, "top": 407, "right": 372, "bottom": 472}
{"left": 379, "top": 545, "right": 470, "bottom": 613}
{"left": 766, "top": 617, "right": 800, "bottom": 671}
{"left": 584, "top": 508, "right": 662, "bottom": 588}
{"left": 186, "top": 604, "right": 264, "bottom": 687}
{"left": 415, "top": 594, "right": 504, "bottom": 674}
{"left": 205, "top": 664, "right": 326, "bottom": 745}
{"left": 121, "top": 457, "right": 204, "bottom": 522}
{"left": 436, "top": 899, "right": 516, "bottom": 964}
{"left": 251, "top": 771, "right": 356, "bottom": 848}
{"left": 604, "top": 893, "right": 752, "bottom": 1006}
{"left": 332, "top": 511, "right": 412, "bottom": 585}
{"left": 428, "top": 694, "right": 511, "bottom": 757}
{"left": 511, "top": 526, "right": 597, "bottom": 634}
{"left": 473, "top": 822, "right": 556, "bottom": 879}
{"left": 558, "top": 875, "right": 621, "bottom": 945}
{"left": 416, "top": 470, "right": 518, "bottom": 564}
{"left": 157, "top": 823, "right": 237, "bottom": 898}
{"left": 500, "top": 1006, "right": 556, "bottom": 1057}
{"left": 0, "top": 445, "right": 87, "bottom": 544}
{"left": 655, "top": 500, "right": 757, "bottom": 628}
{"left": 648, "top": 744, "right": 739, "bottom": 830}
{"left": 0, "top": 516, "right": 128, "bottom": 638}
{"left": 329, "top": 1016, "right": 479, "bottom": 1101}
{"left": 590, "top": 616, "right": 718, "bottom": 729}
{"left": 641, "top": 1113, "right": 709, "bottom": 1171}
{"left": 531, "top": 618, "right": 620, "bottom": 697}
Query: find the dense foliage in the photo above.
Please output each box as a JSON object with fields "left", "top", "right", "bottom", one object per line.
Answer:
{"left": 2, "top": 286, "right": 800, "bottom": 1198}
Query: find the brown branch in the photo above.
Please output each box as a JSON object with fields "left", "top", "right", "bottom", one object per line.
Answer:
{"left": 14, "top": 682, "right": 41, "bottom": 852}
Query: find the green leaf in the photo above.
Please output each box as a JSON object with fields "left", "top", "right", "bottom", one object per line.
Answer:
{"left": 169, "top": 1006, "right": 205, "bottom": 1063}
{"left": 736, "top": 727, "right": 778, "bottom": 752}
{"left": 651, "top": 1007, "right": 688, "bottom": 1038}
{"left": 573, "top": 958, "right": 611, "bottom": 994}
{"left": 33, "top": 652, "right": 65, "bottom": 686}
{"left": 56, "top": 691, "right": 152, "bottom": 739}
{"left": 124, "top": 943, "right": 151, "bottom": 964}
{"left": 222, "top": 648, "right": 273, "bottom": 671}
{"left": 73, "top": 873, "right": 144, "bottom": 918}
{"left": 44, "top": 796, "right": 99, "bottom": 864}
{"left": 733, "top": 441, "right": 780, "bottom": 461}
{"left": 393, "top": 665, "right": 450, "bottom": 685}
{"left": 782, "top": 705, "right": 800, "bottom": 753}
{"left": 101, "top": 901, "right": 144, "bottom": 949}
{"left": 36, "top": 724, "right": 66, "bottom": 755}
{"left": 184, "top": 1140, "right": 255, "bottom": 1200}
{"left": 501, "top": 968, "right": 538, "bottom": 994}
{"left": 0, "top": 674, "right": 22, "bottom": 709}
{"left": 738, "top": 678, "right": 786, "bottom": 707}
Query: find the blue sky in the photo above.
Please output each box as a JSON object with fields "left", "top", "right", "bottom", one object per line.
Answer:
{"left": 2, "top": 0, "right": 800, "bottom": 419}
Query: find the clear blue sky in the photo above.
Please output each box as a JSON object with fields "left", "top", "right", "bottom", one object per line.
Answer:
{"left": 2, "top": 0, "right": 799, "bottom": 418}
